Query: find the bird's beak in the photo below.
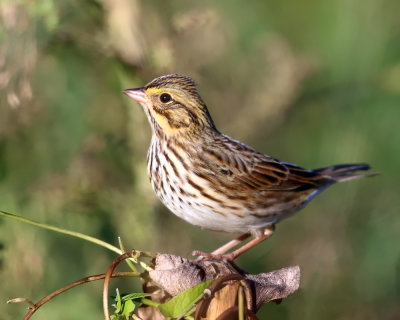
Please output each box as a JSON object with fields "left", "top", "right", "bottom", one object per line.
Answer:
{"left": 123, "top": 87, "right": 148, "bottom": 104}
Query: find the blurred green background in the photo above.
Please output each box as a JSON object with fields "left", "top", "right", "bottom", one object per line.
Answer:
{"left": 1, "top": 0, "right": 399, "bottom": 319}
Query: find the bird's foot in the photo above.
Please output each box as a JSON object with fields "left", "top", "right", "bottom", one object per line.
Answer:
{"left": 191, "top": 250, "right": 236, "bottom": 262}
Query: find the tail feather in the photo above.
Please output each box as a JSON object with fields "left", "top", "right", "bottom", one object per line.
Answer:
{"left": 314, "top": 163, "right": 376, "bottom": 182}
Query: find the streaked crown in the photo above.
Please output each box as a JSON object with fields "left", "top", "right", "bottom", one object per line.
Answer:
{"left": 124, "top": 74, "right": 217, "bottom": 138}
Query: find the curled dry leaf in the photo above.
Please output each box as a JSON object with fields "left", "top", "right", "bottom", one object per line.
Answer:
{"left": 138, "top": 254, "right": 300, "bottom": 319}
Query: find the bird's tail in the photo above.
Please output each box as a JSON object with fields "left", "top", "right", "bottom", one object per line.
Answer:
{"left": 314, "top": 163, "right": 376, "bottom": 182}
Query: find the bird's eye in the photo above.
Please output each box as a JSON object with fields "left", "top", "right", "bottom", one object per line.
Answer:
{"left": 160, "top": 93, "right": 172, "bottom": 103}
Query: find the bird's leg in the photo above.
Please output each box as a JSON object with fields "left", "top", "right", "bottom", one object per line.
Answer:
{"left": 222, "top": 226, "right": 274, "bottom": 261}
{"left": 210, "top": 232, "right": 251, "bottom": 255}
{"left": 192, "top": 225, "right": 275, "bottom": 261}
{"left": 191, "top": 233, "right": 250, "bottom": 260}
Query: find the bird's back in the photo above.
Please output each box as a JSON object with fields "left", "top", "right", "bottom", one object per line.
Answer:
{"left": 147, "top": 131, "right": 371, "bottom": 234}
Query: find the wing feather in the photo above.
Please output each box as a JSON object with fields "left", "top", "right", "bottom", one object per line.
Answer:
{"left": 199, "top": 134, "right": 333, "bottom": 193}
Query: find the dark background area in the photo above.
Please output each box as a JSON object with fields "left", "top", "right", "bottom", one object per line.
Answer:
{"left": 1, "top": 1, "right": 399, "bottom": 319}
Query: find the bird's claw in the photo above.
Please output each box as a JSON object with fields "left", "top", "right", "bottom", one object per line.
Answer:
{"left": 191, "top": 250, "right": 236, "bottom": 262}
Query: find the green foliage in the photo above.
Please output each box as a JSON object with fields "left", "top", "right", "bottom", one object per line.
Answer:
{"left": 157, "top": 280, "right": 212, "bottom": 318}
{"left": 111, "top": 290, "right": 149, "bottom": 319}
{"left": 1, "top": 0, "right": 400, "bottom": 319}
{"left": 110, "top": 280, "right": 212, "bottom": 319}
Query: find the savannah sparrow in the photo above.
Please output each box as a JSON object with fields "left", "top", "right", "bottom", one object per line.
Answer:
{"left": 123, "top": 74, "right": 373, "bottom": 261}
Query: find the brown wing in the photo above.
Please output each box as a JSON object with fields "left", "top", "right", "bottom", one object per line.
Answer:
{"left": 198, "top": 134, "right": 334, "bottom": 193}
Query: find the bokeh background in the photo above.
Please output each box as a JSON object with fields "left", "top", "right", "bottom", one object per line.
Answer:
{"left": 1, "top": 0, "right": 399, "bottom": 319}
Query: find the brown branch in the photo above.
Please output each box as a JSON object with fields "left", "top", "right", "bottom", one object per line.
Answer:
{"left": 11, "top": 252, "right": 299, "bottom": 320}
{"left": 11, "top": 272, "right": 136, "bottom": 320}
{"left": 138, "top": 254, "right": 300, "bottom": 319}
{"left": 102, "top": 251, "right": 139, "bottom": 320}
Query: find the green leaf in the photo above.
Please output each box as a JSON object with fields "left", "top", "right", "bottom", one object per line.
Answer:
{"left": 110, "top": 314, "right": 128, "bottom": 320}
{"left": 120, "top": 292, "right": 150, "bottom": 302}
{"left": 157, "top": 280, "right": 212, "bottom": 318}
{"left": 112, "top": 290, "right": 150, "bottom": 318}
{"left": 121, "top": 300, "right": 136, "bottom": 317}
{"left": 114, "top": 289, "right": 122, "bottom": 313}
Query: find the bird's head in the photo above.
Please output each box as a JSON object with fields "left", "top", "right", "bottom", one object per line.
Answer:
{"left": 123, "top": 74, "right": 216, "bottom": 138}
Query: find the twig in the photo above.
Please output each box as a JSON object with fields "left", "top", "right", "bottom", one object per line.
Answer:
{"left": 8, "top": 272, "right": 137, "bottom": 320}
